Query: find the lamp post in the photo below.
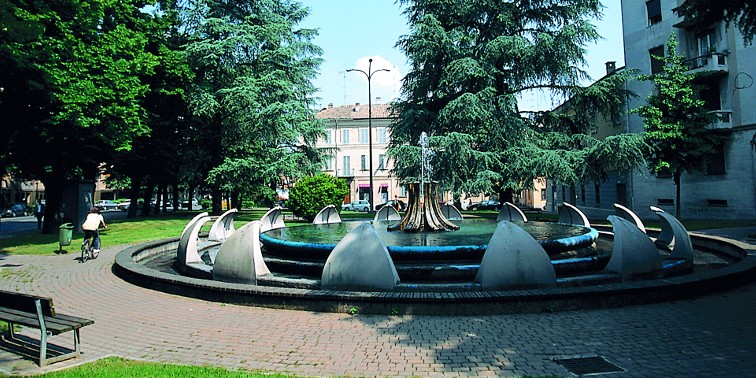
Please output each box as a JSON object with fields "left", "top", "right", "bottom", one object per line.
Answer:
{"left": 347, "top": 58, "right": 389, "bottom": 211}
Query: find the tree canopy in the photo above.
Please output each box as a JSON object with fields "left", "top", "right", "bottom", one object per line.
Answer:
{"left": 389, "top": 0, "right": 647, "bottom": 199}
{"left": 181, "top": 0, "right": 324, "bottom": 212}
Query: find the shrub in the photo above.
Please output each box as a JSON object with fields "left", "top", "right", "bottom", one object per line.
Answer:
{"left": 288, "top": 174, "right": 348, "bottom": 222}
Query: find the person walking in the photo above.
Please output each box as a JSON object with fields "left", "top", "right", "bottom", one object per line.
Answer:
{"left": 35, "top": 200, "right": 44, "bottom": 229}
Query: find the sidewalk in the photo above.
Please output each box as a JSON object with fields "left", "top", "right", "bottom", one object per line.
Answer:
{"left": 0, "top": 237, "right": 754, "bottom": 377}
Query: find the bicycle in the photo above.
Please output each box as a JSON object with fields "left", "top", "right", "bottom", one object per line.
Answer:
{"left": 80, "top": 235, "right": 100, "bottom": 263}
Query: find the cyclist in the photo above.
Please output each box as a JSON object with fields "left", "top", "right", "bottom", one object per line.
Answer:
{"left": 81, "top": 207, "right": 107, "bottom": 253}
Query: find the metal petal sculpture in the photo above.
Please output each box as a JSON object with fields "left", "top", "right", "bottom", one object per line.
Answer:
{"left": 557, "top": 203, "right": 590, "bottom": 227}
{"left": 260, "top": 207, "right": 286, "bottom": 232}
{"left": 475, "top": 221, "right": 556, "bottom": 289}
{"left": 613, "top": 203, "right": 645, "bottom": 233}
{"left": 176, "top": 213, "right": 211, "bottom": 274}
{"left": 321, "top": 223, "right": 400, "bottom": 291}
{"left": 374, "top": 205, "right": 401, "bottom": 222}
{"left": 208, "top": 208, "right": 238, "bottom": 242}
{"left": 496, "top": 202, "right": 528, "bottom": 223}
{"left": 655, "top": 211, "right": 694, "bottom": 268}
{"left": 213, "top": 221, "right": 270, "bottom": 283}
{"left": 313, "top": 205, "right": 341, "bottom": 225}
{"left": 605, "top": 216, "right": 661, "bottom": 279}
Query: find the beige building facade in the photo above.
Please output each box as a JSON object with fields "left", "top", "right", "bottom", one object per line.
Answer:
{"left": 316, "top": 103, "right": 403, "bottom": 208}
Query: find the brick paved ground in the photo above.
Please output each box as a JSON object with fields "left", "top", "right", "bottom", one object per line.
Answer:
{"left": 0, "top": 241, "right": 754, "bottom": 377}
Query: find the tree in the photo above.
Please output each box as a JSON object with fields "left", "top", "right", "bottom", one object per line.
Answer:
{"left": 181, "top": 0, "right": 324, "bottom": 214}
{"left": 288, "top": 174, "right": 349, "bottom": 222}
{"left": 635, "top": 34, "right": 729, "bottom": 218}
{"left": 389, "top": 0, "right": 648, "bottom": 201}
{"left": 676, "top": 0, "right": 755, "bottom": 45}
{"left": 1, "top": 0, "right": 162, "bottom": 233}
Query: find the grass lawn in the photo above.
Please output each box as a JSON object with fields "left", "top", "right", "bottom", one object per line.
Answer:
{"left": 33, "top": 356, "right": 293, "bottom": 377}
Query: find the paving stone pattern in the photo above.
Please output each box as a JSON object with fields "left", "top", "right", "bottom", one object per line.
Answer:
{"left": 0, "top": 247, "right": 754, "bottom": 377}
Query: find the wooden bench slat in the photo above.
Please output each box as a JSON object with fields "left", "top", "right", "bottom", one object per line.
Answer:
{"left": 0, "top": 307, "right": 92, "bottom": 334}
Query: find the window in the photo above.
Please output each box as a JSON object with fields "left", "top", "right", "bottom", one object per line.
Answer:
{"left": 324, "top": 156, "right": 332, "bottom": 171}
{"left": 649, "top": 45, "right": 665, "bottom": 74}
{"left": 697, "top": 29, "right": 717, "bottom": 56}
{"left": 540, "top": 189, "right": 546, "bottom": 201}
{"left": 400, "top": 185, "right": 407, "bottom": 197}
{"left": 706, "top": 199, "right": 728, "bottom": 207}
{"left": 646, "top": 0, "right": 661, "bottom": 25}
{"left": 377, "top": 127, "right": 387, "bottom": 143}
{"left": 359, "top": 128, "right": 369, "bottom": 144}
{"left": 705, "top": 146, "right": 726, "bottom": 175}
{"left": 360, "top": 155, "right": 367, "bottom": 171}
{"left": 378, "top": 154, "right": 385, "bottom": 170}
{"left": 342, "top": 156, "right": 351, "bottom": 173}
{"left": 323, "top": 130, "right": 332, "bottom": 144}
{"left": 700, "top": 82, "right": 721, "bottom": 111}
{"left": 341, "top": 129, "right": 350, "bottom": 144}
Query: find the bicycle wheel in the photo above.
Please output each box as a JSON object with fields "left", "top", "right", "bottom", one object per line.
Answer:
{"left": 81, "top": 239, "right": 90, "bottom": 262}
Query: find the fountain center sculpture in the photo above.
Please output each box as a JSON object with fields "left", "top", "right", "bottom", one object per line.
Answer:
{"left": 388, "top": 132, "right": 459, "bottom": 232}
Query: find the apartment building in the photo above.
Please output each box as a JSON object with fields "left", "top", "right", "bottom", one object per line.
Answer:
{"left": 315, "top": 103, "right": 547, "bottom": 211}
{"left": 315, "top": 103, "right": 402, "bottom": 207}
{"left": 621, "top": 0, "right": 756, "bottom": 219}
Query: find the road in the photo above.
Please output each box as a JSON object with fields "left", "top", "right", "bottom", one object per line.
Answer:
{"left": 0, "top": 210, "right": 127, "bottom": 239}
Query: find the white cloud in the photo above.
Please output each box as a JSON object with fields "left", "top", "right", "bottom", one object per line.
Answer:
{"left": 345, "top": 55, "right": 403, "bottom": 104}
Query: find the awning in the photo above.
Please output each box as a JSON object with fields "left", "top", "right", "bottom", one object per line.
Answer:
{"left": 358, "top": 184, "right": 370, "bottom": 188}
{"left": 380, "top": 184, "right": 388, "bottom": 188}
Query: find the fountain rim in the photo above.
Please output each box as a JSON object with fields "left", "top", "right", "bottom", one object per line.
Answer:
{"left": 113, "top": 231, "right": 756, "bottom": 315}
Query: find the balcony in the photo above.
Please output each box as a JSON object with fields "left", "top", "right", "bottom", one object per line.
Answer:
{"left": 686, "top": 52, "right": 728, "bottom": 76}
{"left": 337, "top": 168, "right": 355, "bottom": 177}
{"left": 707, "top": 110, "right": 733, "bottom": 130}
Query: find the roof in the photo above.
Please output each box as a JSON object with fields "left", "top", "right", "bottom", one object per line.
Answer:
{"left": 316, "top": 103, "right": 394, "bottom": 120}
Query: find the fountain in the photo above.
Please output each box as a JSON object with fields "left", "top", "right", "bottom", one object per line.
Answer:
{"left": 113, "top": 133, "right": 756, "bottom": 314}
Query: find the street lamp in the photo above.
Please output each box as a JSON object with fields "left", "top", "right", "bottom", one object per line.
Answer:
{"left": 347, "top": 58, "right": 389, "bottom": 211}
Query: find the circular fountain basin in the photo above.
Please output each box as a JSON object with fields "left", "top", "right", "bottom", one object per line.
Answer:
{"left": 259, "top": 219, "right": 601, "bottom": 283}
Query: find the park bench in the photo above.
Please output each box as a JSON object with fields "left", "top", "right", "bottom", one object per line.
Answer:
{"left": 0, "top": 289, "right": 93, "bottom": 366}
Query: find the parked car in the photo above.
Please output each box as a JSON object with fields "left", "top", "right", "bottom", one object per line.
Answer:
{"left": 180, "top": 198, "right": 202, "bottom": 210}
{"left": 375, "top": 199, "right": 406, "bottom": 212}
{"left": 95, "top": 200, "right": 118, "bottom": 211}
{"left": 469, "top": 200, "right": 501, "bottom": 211}
{"left": 118, "top": 201, "right": 131, "bottom": 211}
{"left": 341, "top": 200, "right": 371, "bottom": 212}
{"left": 2, "top": 203, "right": 30, "bottom": 217}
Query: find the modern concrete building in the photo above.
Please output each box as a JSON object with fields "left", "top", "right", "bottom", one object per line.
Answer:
{"left": 620, "top": 0, "right": 756, "bottom": 219}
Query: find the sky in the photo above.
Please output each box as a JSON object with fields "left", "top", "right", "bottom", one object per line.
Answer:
{"left": 300, "top": 0, "right": 626, "bottom": 112}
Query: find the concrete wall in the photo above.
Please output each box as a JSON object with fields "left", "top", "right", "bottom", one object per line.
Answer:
{"left": 620, "top": 0, "right": 756, "bottom": 220}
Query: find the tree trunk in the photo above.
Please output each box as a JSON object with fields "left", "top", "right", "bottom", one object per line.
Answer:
{"left": 172, "top": 183, "right": 180, "bottom": 211}
{"left": 128, "top": 175, "right": 142, "bottom": 218}
{"left": 212, "top": 187, "right": 222, "bottom": 215}
{"left": 141, "top": 184, "right": 154, "bottom": 216}
{"left": 674, "top": 170, "right": 681, "bottom": 219}
{"left": 39, "top": 170, "right": 66, "bottom": 234}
